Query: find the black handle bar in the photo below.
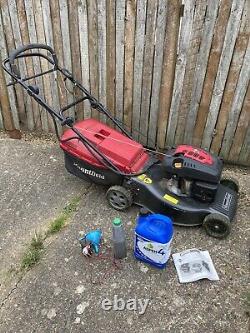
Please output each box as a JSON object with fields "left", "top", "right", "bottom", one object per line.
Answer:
{"left": 9, "top": 43, "right": 58, "bottom": 78}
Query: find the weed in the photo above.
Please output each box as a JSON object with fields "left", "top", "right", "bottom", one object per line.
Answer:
{"left": 21, "top": 233, "right": 44, "bottom": 270}
{"left": 47, "top": 196, "right": 81, "bottom": 235}
{"left": 20, "top": 196, "right": 81, "bottom": 270}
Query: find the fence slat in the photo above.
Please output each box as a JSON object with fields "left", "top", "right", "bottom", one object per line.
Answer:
{"left": 97, "top": 0, "right": 107, "bottom": 123}
{"left": 139, "top": 0, "right": 158, "bottom": 145}
{"left": 132, "top": 0, "right": 147, "bottom": 140}
{"left": 1, "top": 1, "right": 26, "bottom": 128}
{"left": 87, "top": 0, "right": 99, "bottom": 120}
{"left": 0, "top": 3, "right": 19, "bottom": 130}
{"left": 0, "top": 52, "right": 15, "bottom": 130}
{"left": 239, "top": 124, "right": 250, "bottom": 165}
{"left": 24, "top": 0, "right": 48, "bottom": 132}
{"left": 123, "top": 0, "right": 136, "bottom": 131}
{"left": 49, "top": 0, "right": 67, "bottom": 115}
{"left": 202, "top": 0, "right": 246, "bottom": 150}
{"left": 0, "top": 105, "right": 3, "bottom": 129}
{"left": 106, "top": 0, "right": 116, "bottom": 124}
{"left": 192, "top": 0, "right": 232, "bottom": 146}
{"left": 175, "top": 0, "right": 207, "bottom": 145}
{"left": 115, "top": 0, "right": 126, "bottom": 123}
{"left": 210, "top": 2, "right": 249, "bottom": 155}
{"left": 166, "top": 0, "right": 195, "bottom": 147}
{"left": 183, "top": 0, "right": 220, "bottom": 144}
{"left": 157, "top": 0, "right": 181, "bottom": 149}
{"left": 68, "top": 0, "right": 83, "bottom": 120}
{"left": 78, "top": 0, "right": 91, "bottom": 119}
{"left": 220, "top": 42, "right": 250, "bottom": 159}
{"left": 147, "top": 0, "right": 168, "bottom": 146}
{"left": 8, "top": 0, "right": 32, "bottom": 130}
{"left": 16, "top": 0, "right": 41, "bottom": 130}
{"left": 228, "top": 84, "right": 250, "bottom": 162}
{"left": 59, "top": 0, "right": 74, "bottom": 119}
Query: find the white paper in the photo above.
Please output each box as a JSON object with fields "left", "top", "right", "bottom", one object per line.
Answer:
{"left": 172, "top": 249, "right": 219, "bottom": 283}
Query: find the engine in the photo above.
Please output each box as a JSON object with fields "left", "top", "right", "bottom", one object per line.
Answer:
{"left": 163, "top": 145, "right": 223, "bottom": 203}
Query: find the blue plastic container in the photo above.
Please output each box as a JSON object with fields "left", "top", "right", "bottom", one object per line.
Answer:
{"left": 134, "top": 213, "right": 174, "bottom": 269}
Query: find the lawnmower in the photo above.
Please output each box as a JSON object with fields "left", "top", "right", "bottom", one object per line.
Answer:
{"left": 3, "top": 44, "right": 239, "bottom": 239}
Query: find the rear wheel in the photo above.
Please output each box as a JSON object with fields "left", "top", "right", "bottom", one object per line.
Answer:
{"left": 203, "top": 213, "right": 231, "bottom": 239}
{"left": 220, "top": 177, "right": 239, "bottom": 193}
{"left": 106, "top": 186, "right": 133, "bottom": 211}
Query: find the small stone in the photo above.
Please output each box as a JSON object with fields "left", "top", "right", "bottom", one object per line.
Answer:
{"left": 54, "top": 287, "right": 62, "bottom": 296}
{"left": 127, "top": 317, "right": 133, "bottom": 325}
{"left": 74, "top": 272, "right": 79, "bottom": 276}
{"left": 75, "top": 285, "right": 86, "bottom": 294}
{"left": 140, "top": 264, "right": 149, "bottom": 273}
{"left": 41, "top": 309, "right": 47, "bottom": 316}
{"left": 47, "top": 308, "right": 57, "bottom": 320}
{"left": 74, "top": 317, "right": 81, "bottom": 324}
{"left": 111, "top": 283, "right": 117, "bottom": 288}
{"left": 76, "top": 302, "right": 89, "bottom": 314}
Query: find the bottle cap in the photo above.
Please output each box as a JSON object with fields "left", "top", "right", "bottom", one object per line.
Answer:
{"left": 113, "top": 217, "right": 121, "bottom": 226}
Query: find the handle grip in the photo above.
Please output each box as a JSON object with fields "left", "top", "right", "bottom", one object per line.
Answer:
{"left": 9, "top": 44, "right": 58, "bottom": 77}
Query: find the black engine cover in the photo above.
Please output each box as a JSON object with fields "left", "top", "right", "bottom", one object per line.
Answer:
{"left": 163, "top": 145, "right": 223, "bottom": 183}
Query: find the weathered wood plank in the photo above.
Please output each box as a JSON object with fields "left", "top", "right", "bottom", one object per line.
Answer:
{"left": 165, "top": 0, "right": 195, "bottom": 147}
{"left": 123, "top": 0, "right": 136, "bottom": 132}
{"left": 1, "top": 0, "right": 22, "bottom": 130}
{"left": 49, "top": 0, "right": 67, "bottom": 115}
{"left": 41, "top": 0, "right": 62, "bottom": 135}
{"left": 228, "top": 84, "right": 250, "bottom": 162}
{"left": 220, "top": 40, "right": 250, "bottom": 159}
{"left": 33, "top": 0, "right": 55, "bottom": 132}
{"left": 115, "top": 0, "right": 126, "bottom": 123}
{"left": 106, "top": 0, "right": 116, "bottom": 125}
{"left": 16, "top": 0, "right": 41, "bottom": 130}
{"left": 175, "top": 0, "right": 207, "bottom": 145}
{"left": 68, "top": 0, "right": 83, "bottom": 120}
{"left": 86, "top": 0, "right": 99, "bottom": 120}
{"left": 132, "top": 0, "right": 147, "bottom": 140}
{"left": 78, "top": 0, "right": 91, "bottom": 119}
{"left": 184, "top": 0, "right": 220, "bottom": 144}
{"left": 97, "top": 0, "right": 107, "bottom": 122}
{"left": 238, "top": 124, "right": 250, "bottom": 165}
{"left": 139, "top": 0, "right": 158, "bottom": 145}
{"left": 202, "top": 0, "right": 246, "bottom": 149}
{"left": 192, "top": 0, "right": 232, "bottom": 146}
{"left": 157, "top": 0, "right": 181, "bottom": 149}
{"left": 24, "top": 0, "right": 49, "bottom": 132}
{"left": 0, "top": 105, "right": 3, "bottom": 129}
{"left": 210, "top": 1, "right": 249, "bottom": 155}
{"left": 8, "top": 0, "right": 32, "bottom": 130}
{"left": 0, "top": 52, "right": 15, "bottom": 130}
{"left": 147, "top": 0, "right": 168, "bottom": 146}
{"left": 59, "top": 0, "right": 74, "bottom": 119}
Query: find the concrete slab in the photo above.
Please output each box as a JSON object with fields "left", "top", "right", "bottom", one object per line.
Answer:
{"left": 0, "top": 136, "right": 91, "bottom": 300}
{"left": 0, "top": 135, "right": 249, "bottom": 333}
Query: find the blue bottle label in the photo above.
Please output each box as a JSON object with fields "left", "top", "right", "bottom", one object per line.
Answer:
{"left": 134, "top": 233, "right": 172, "bottom": 266}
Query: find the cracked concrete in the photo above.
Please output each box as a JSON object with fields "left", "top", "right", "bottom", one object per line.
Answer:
{"left": 0, "top": 134, "right": 249, "bottom": 333}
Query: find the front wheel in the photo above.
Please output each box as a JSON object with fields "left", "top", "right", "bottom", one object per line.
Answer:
{"left": 106, "top": 186, "right": 133, "bottom": 211}
{"left": 203, "top": 213, "right": 231, "bottom": 239}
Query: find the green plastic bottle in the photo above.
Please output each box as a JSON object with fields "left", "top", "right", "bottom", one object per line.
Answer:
{"left": 112, "top": 218, "right": 127, "bottom": 259}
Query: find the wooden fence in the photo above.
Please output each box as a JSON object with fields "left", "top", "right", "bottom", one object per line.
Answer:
{"left": 0, "top": 0, "right": 249, "bottom": 165}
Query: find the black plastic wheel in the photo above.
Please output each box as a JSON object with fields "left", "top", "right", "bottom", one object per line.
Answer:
{"left": 203, "top": 213, "right": 231, "bottom": 239}
{"left": 106, "top": 186, "right": 133, "bottom": 211}
{"left": 220, "top": 177, "right": 239, "bottom": 193}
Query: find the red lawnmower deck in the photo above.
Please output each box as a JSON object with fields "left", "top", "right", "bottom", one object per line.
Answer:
{"left": 2, "top": 44, "right": 239, "bottom": 239}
